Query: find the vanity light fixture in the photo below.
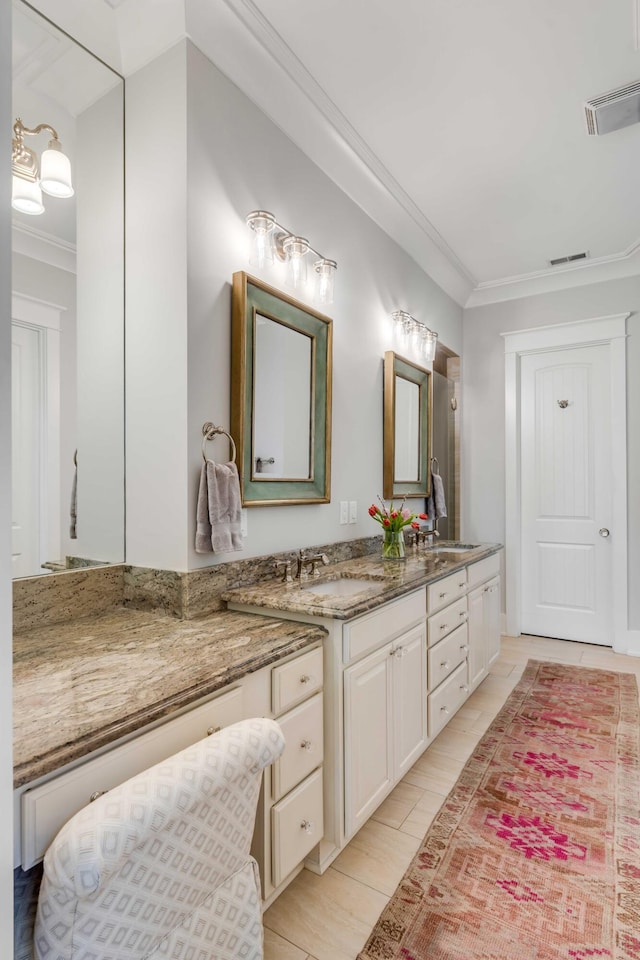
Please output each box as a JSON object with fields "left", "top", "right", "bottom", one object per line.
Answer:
{"left": 246, "top": 209, "right": 337, "bottom": 304}
{"left": 11, "top": 117, "right": 74, "bottom": 216}
{"left": 391, "top": 310, "right": 438, "bottom": 363}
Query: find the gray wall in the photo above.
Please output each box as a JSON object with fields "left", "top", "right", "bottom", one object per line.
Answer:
{"left": 462, "top": 276, "right": 640, "bottom": 630}
{"left": 125, "top": 40, "right": 463, "bottom": 571}
{"left": 1, "top": 0, "right": 15, "bottom": 951}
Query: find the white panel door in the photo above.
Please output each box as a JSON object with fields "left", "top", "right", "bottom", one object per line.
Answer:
{"left": 393, "top": 623, "right": 427, "bottom": 779}
{"left": 520, "top": 345, "right": 611, "bottom": 644}
{"left": 11, "top": 324, "right": 41, "bottom": 578}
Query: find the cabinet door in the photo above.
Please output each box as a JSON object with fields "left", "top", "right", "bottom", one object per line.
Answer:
{"left": 393, "top": 623, "right": 428, "bottom": 778}
{"left": 485, "top": 575, "right": 501, "bottom": 667}
{"left": 344, "top": 644, "right": 394, "bottom": 838}
{"left": 467, "top": 584, "right": 488, "bottom": 690}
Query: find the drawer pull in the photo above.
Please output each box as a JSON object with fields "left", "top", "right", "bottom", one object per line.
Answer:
{"left": 459, "top": 611, "right": 467, "bottom": 619}
{"left": 207, "top": 725, "right": 222, "bottom": 736}
{"left": 459, "top": 582, "right": 466, "bottom": 589}
{"left": 440, "top": 660, "right": 450, "bottom": 669}
{"left": 300, "top": 739, "right": 313, "bottom": 751}
{"left": 440, "top": 623, "right": 448, "bottom": 631}
{"left": 460, "top": 644, "right": 469, "bottom": 653}
{"left": 440, "top": 705, "right": 450, "bottom": 715}
{"left": 89, "top": 789, "right": 109, "bottom": 803}
{"left": 300, "top": 819, "right": 314, "bottom": 835}
{"left": 299, "top": 674, "right": 312, "bottom": 685}
{"left": 439, "top": 592, "right": 446, "bottom": 599}
{"left": 460, "top": 684, "right": 469, "bottom": 693}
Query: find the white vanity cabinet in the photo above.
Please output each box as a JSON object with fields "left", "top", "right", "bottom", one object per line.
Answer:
{"left": 16, "top": 642, "right": 324, "bottom": 908}
{"left": 426, "top": 569, "right": 469, "bottom": 738}
{"left": 343, "top": 590, "right": 427, "bottom": 837}
{"left": 467, "top": 554, "right": 502, "bottom": 691}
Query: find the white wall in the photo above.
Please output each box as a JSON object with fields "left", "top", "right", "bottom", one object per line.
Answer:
{"left": 126, "top": 40, "right": 463, "bottom": 572}
{"left": 462, "top": 277, "right": 640, "bottom": 631}
{"left": 1, "top": 0, "right": 15, "bottom": 950}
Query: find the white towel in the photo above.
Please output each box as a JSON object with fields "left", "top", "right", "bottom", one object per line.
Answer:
{"left": 195, "top": 460, "right": 243, "bottom": 554}
{"left": 69, "top": 464, "right": 77, "bottom": 539}
{"left": 427, "top": 471, "right": 447, "bottom": 521}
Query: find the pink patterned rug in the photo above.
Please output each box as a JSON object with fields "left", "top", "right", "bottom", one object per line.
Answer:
{"left": 358, "top": 659, "right": 640, "bottom": 960}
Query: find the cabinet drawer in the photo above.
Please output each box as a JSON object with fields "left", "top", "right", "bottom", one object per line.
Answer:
{"left": 427, "top": 595, "right": 468, "bottom": 646}
{"left": 20, "top": 685, "right": 244, "bottom": 870}
{"left": 428, "top": 623, "right": 469, "bottom": 690}
{"left": 272, "top": 646, "right": 323, "bottom": 715}
{"left": 428, "top": 661, "right": 469, "bottom": 739}
{"left": 427, "top": 570, "right": 468, "bottom": 614}
{"left": 467, "top": 552, "right": 500, "bottom": 588}
{"left": 343, "top": 588, "right": 425, "bottom": 663}
{"left": 272, "top": 767, "right": 323, "bottom": 887}
{"left": 272, "top": 693, "right": 323, "bottom": 801}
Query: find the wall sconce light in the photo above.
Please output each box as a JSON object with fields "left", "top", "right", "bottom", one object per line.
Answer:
{"left": 246, "top": 209, "right": 337, "bottom": 305}
{"left": 392, "top": 310, "right": 438, "bottom": 363}
{"left": 11, "top": 117, "right": 74, "bottom": 216}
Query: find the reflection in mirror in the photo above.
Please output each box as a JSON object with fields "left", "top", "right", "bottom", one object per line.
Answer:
{"left": 11, "top": 1, "right": 124, "bottom": 578}
{"left": 383, "top": 351, "right": 432, "bottom": 499}
{"left": 394, "top": 375, "right": 420, "bottom": 481}
{"left": 231, "top": 272, "right": 332, "bottom": 506}
{"left": 252, "top": 314, "right": 312, "bottom": 480}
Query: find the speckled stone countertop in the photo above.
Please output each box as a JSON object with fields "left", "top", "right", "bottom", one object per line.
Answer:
{"left": 14, "top": 608, "right": 326, "bottom": 788}
{"left": 222, "top": 543, "right": 502, "bottom": 619}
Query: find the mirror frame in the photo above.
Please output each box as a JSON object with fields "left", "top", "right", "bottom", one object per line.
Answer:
{"left": 231, "top": 272, "right": 332, "bottom": 506}
{"left": 383, "top": 350, "right": 432, "bottom": 499}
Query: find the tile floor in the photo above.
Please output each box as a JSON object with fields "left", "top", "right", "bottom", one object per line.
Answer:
{"left": 262, "top": 634, "right": 640, "bottom": 960}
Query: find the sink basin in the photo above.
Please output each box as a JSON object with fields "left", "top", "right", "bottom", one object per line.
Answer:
{"left": 302, "top": 577, "right": 378, "bottom": 597}
{"left": 430, "top": 543, "right": 480, "bottom": 554}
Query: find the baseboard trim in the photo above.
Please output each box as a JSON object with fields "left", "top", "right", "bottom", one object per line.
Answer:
{"left": 615, "top": 629, "right": 640, "bottom": 657}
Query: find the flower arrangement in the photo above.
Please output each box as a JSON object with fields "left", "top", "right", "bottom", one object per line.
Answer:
{"left": 368, "top": 497, "right": 428, "bottom": 558}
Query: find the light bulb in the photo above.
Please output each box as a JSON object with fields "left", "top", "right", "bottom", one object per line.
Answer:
{"left": 283, "top": 236, "right": 309, "bottom": 291}
{"left": 313, "top": 259, "right": 337, "bottom": 305}
{"left": 246, "top": 210, "right": 276, "bottom": 268}
{"left": 12, "top": 175, "right": 44, "bottom": 215}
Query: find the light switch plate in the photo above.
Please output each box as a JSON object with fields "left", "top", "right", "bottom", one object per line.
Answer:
{"left": 339, "top": 501, "right": 348, "bottom": 524}
{"left": 349, "top": 500, "right": 357, "bottom": 523}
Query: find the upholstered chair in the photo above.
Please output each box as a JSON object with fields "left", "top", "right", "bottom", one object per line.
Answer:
{"left": 33, "top": 717, "right": 285, "bottom": 960}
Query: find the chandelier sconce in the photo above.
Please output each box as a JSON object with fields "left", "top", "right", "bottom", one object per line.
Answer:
{"left": 11, "top": 117, "right": 74, "bottom": 216}
{"left": 246, "top": 209, "right": 337, "bottom": 305}
{"left": 392, "top": 310, "right": 439, "bottom": 363}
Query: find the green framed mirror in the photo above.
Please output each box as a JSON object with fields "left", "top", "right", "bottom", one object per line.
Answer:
{"left": 231, "top": 272, "right": 332, "bottom": 506}
{"left": 383, "top": 351, "right": 432, "bottom": 499}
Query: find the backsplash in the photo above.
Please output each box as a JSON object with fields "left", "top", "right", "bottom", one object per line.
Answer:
{"left": 13, "top": 536, "right": 382, "bottom": 630}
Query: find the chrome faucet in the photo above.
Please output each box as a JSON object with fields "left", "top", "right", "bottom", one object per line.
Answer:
{"left": 274, "top": 559, "right": 293, "bottom": 583}
{"left": 410, "top": 526, "right": 440, "bottom": 547}
{"left": 295, "top": 550, "right": 330, "bottom": 581}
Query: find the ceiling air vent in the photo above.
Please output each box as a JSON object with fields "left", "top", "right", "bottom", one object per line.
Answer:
{"left": 548, "top": 252, "right": 589, "bottom": 267}
{"left": 585, "top": 79, "right": 640, "bottom": 135}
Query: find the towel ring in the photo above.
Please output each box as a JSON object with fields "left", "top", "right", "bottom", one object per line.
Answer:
{"left": 431, "top": 456, "right": 440, "bottom": 476}
{"left": 201, "top": 422, "right": 237, "bottom": 463}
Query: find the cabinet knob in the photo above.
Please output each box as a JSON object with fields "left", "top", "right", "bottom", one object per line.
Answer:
{"left": 89, "top": 789, "right": 109, "bottom": 803}
{"left": 299, "top": 674, "right": 312, "bottom": 684}
{"left": 207, "top": 725, "right": 222, "bottom": 736}
{"left": 440, "top": 705, "right": 450, "bottom": 715}
{"left": 458, "top": 582, "right": 466, "bottom": 589}
{"left": 440, "top": 660, "right": 450, "bottom": 669}
{"left": 300, "top": 739, "right": 313, "bottom": 751}
{"left": 440, "top": 623, "right": 448, "bottom": 631}
{"left": 439, "top": 592, "right": 446, "bottom": 599}
{"left": 459, "top": 611, "right": 467, "bottom": 618}
{"left": 460, "top": 684, "right": 469, "bottom": 693}
{"left": 300, "top": 819, "right": 314, "bottom": 835}
{"left": 460, "top": 644, "right": 469, "bottom": 653}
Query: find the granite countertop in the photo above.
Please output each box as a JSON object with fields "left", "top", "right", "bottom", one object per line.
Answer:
{"left": 222, "top": 542, "right": 503, "bottom": 619}
{"left": 14, "top": 608, "right": 326, "bottom": 788}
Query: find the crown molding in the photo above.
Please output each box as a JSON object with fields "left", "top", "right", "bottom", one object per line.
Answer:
{"left": 12, "top": 221, "right": 76, "bottom": 273}
{"left": 465, "top": 238, "right": 640, "bottom": 308}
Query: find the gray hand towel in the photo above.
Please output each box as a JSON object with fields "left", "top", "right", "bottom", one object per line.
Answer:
{"left": 427, "top": 471, "right": 447, "bottom": 520}
{"left": 195, "top": 460, "right": 243, "bottom": 554}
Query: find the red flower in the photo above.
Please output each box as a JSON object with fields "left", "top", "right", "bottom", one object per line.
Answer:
{"left": 390, "top": 511, "right": 398, "bottom": 519}
{"left": 411, "top": 521, "right": 420, "bottom": 529}
{"left": 382, "top": 517, "right": 391, "bottom": 527}
{"left": 368, "top": 504, "right": 379, "bottom": 517}
{"left": 419, "top": 513, "right": 428, "bottom": 520}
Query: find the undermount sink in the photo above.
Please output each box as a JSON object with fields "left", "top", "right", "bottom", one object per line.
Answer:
{"left": 302, "top": 577, "right": 379, "bottom": 597}
{"left": 430, "top": 543, "right": 480, "bottom": 554}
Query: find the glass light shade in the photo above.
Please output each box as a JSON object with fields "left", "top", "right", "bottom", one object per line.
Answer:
{"left": 392, "top": 311, "right": 412, "bottom": 349}
{"left": 40, "top": 144, "right": 74, "bottom": 198}
{"left": 421, "top": 329, "right": 438, "bottom": 363}
{"left": 246, "top": 210, "right": 276, "bottom": 268}
{"left": 12, "top": 175, "right": 44, "bottom": 215}
{"left": 283, "top": 235, "right": 309, "bottom": 291}
{"left": 313, "top": 258, "right": 337, "bottom": 305}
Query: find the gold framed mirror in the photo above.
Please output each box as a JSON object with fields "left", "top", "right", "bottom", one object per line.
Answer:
{"left": 383, "top": 351, "right": 432, "bottom": 499}
{"left": 231, "top": 272, "right": 332, "bottom": 506}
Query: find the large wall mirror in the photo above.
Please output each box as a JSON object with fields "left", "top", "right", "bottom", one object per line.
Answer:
{"left": 11, "top": 0, "right": 125, "bottom": 578}
{"left": 231, "top": 272, "right": 332, "bottom": 506}
{"left": 383, "top": 351, "right": 432, "bottom": 499}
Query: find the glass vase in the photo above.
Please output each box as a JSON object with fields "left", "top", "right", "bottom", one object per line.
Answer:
{"left": 382, "top": 529, "right": 406, "bottom": 560}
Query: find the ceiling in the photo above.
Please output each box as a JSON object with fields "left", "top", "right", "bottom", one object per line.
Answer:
{"left": 23, "top": 0, "right": 640, "bottom": 305}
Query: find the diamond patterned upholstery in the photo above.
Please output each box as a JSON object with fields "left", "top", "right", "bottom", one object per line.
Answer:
{"left": 34, "top": 717, "right": 285, "bottom": 960}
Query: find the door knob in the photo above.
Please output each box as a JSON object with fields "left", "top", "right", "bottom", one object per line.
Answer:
{"left": 599, "top": 528, "right": 610, "bottom": 538}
